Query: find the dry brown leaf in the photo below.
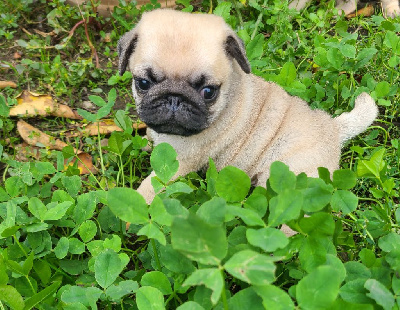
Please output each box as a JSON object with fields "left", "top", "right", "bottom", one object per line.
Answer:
{"left": 10, "top": 91, "right": 82, "bottom": 119}
{"left": 64, "top": 152, "right": 97, "bottom": 175}
{"left": 14, "top": 142, "right": 42, "bottom": 161}
{"left": 0, "top": 81, "right": 17, "bottom": 89}
{"left": 346, "top": 5, "right": 374, "bottom": 18}
{"left": 13, "top": 52, "right": 22, "bottom": 59}
{"left": 17, "top": 120, "right": 81, "bottom": 154}
{"left": 65, "top": 120, "right": 147, "bottom": 137}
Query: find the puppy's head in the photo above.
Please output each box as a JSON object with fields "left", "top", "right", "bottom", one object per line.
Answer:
{"left": 118, "top": 9, "right": 251, "bottom": 136}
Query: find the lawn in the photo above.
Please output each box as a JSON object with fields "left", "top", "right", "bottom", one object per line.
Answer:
{"left": 0, "top": 0, "right": 399, "bottom": 309}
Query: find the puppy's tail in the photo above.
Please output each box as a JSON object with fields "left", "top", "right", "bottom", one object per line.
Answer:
{"left": 334, "top": 93, "right": 378, "bottom": 144}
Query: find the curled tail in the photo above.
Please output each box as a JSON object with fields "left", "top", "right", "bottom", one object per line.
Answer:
{"left": 334, "top": 93, "right": 378, "bottom": 144}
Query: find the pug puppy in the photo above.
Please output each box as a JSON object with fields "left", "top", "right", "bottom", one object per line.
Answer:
{"left": 118, "top": 9, "right": 378, "bottom": 206}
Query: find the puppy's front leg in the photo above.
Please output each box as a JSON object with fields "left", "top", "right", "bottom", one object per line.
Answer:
{"left": 381, "top": 0, "right": 400, "bottom": 17}
{"left": 137, "top": 162, "right": 195, "bottom": 204}
{"left": 124, "top": 165, "right": 193, "bottom": 230}
{"left": 136, "top": 171, "right": 157, "bottom": 204}
{"left": 125, "top": 174, "right": 155, "bottom": 230}
{"left": 336, "top": 0, "right": 357, "bottom": 15}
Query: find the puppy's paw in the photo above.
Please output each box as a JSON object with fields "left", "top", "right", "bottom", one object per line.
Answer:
{"left": 336, "top": 0, "right": 357, "bottom": 15}
{"left": 137, "top": 178, "right": 156, "bottom": 205}
{"left": 382, "top": 0, "right": 400, "bottom": 18}
{"left": 126, "top": 175, "right": 155, "bottom": 231}
{"left": 137, "top": 188, "right": 155, "bottom": 205}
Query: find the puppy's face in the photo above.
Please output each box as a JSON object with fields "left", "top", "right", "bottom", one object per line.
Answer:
{"left": 118, "top": 10, "right": 251, "bottom": 136}
{"left": 131, "top": 72, "right": 219, "bottom": 136}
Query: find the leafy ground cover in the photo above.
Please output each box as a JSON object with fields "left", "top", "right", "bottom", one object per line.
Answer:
{"left": 0, "top": 0, "right": 400, "bottom": 309}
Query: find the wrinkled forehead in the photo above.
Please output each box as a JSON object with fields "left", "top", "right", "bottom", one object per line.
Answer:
{"left": 130, "top": 13, "right": 231, "bottom": 80}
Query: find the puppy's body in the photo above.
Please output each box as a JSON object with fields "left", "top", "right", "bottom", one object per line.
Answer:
{"left": 118, "top": 10, "right": 378, "bottom": 203}
{"left": 152, "top": 78, "right": 340, "bottom": 178}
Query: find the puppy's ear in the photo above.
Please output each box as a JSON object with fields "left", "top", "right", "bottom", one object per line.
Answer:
{"left": 117, "top": 29, "right": 138, "bottom": 76}
{"left": 225, "top": 35, "right": 251, "bottom": 74}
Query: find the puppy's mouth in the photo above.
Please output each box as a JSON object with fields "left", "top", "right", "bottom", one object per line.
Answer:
{"left": 138, "top": 94, "right": 208, "bottom": 136}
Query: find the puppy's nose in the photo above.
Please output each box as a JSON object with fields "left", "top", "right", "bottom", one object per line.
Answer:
{"left": 167, "top": 95, "right": 182, "bottom": 112}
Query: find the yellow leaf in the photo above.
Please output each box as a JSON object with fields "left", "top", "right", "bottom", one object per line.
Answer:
{"left": 10, "top": 91, "right": 82, "bottom": 119}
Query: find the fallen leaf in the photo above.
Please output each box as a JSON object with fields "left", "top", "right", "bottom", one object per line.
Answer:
{"left": 13, "top": 52, "right": 22, "bottom": 59}
{"left": 100, "top": 138, "right": 109, "bottom": 147}
{"left": 10, "top": 91, "right": 82, "bottom": 119}
{"left": 0, "top": 81, "right": 17, "bottom": 89}
{"left": 64, "top": 152, "right": 97, "bottom": 175}
{"left": 346, "top": 5, "right": 374, "bottom": 18}
{"left": 17, "top": 120, "right": 81, "bottom": 154}
{"left": 14, "top": 142, "right": 42, "bottom": 161}
{"left": 15, "top": 124, "right": 94, "bottom": 175}
{"left": 65, "top": 119, "right": 146, "bottom": 137}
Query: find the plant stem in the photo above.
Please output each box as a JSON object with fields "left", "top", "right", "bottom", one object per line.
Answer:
{"left": 116, "top": 164, "right": 121, "bottom": 187}
{"left": 164, "top": 292, "right": 175, "bottom": 306}
{"left": 231, "top": 0, "right": 243, "bottom": 28}
{"left": 13, "top": 234, "right": 28, "bottom": 257}
{"left": 369, "top": 126, "right": 388, "bottom": 145}
{"left": 0, "top": 300, "right": 5, "bottom": 310}
{"left": 94, "top": 217, "right": 103, "bottom": 239}
{"left": 359, "top": 197, "right": 393, "bottom": 225}
{"left": 2, "top": 163, "right": 9, "bottom": 183}
{"left": 75, "top": 153, "right": 104, "bottom": 190}
{"left": 77, "top": 4, "right": 100, "bottom": 68}
{"left": 97, "top": 122, "right": 108, "bottom": 190}
{"left": 151, "top": 239, "right": 162, "bottom": 271}
{"left": 119, "top": 155, "right": 125, "bottom": 186}
{"left": 220, "top": 269, "right": 229, "bottom": 310}
{"left": 165, "top": 291, "right": 183, "bottom": 307}
{"left": 349, "top": 149, "right": 354, "bottom": 170}
{"left": 348, "top": 213, "right": 375, "bottom": 241}
{"left": 25, "top": 275, "right": 36, "bottom": 294}
{"left": 42, "top": 258, "right": 74, "bottom": 281}
{"left": 129, "top": 159, "right": 133, "bottom": 189}
{"left": 250, "top": 0, "right": 267, "bottom": 40}
{"left": 97, "top": 123, "right": 106, "bottom": 174}
{"left": 120, "top": 219, "right": 125, "bottom": 245}
{"left": 251, "top": 10, "right": 264, "bottom": 41}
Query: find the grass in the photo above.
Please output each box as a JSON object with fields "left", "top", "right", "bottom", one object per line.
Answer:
{"left": 0, "top": 0, "right": 399, "bottom": 309}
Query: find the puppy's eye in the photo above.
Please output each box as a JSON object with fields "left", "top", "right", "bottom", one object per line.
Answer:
{"left": 135, "top": 78, "right": 151, "bottom": 91}
{"left": 200, "top": 86, "right": 218, "bottom": 101}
